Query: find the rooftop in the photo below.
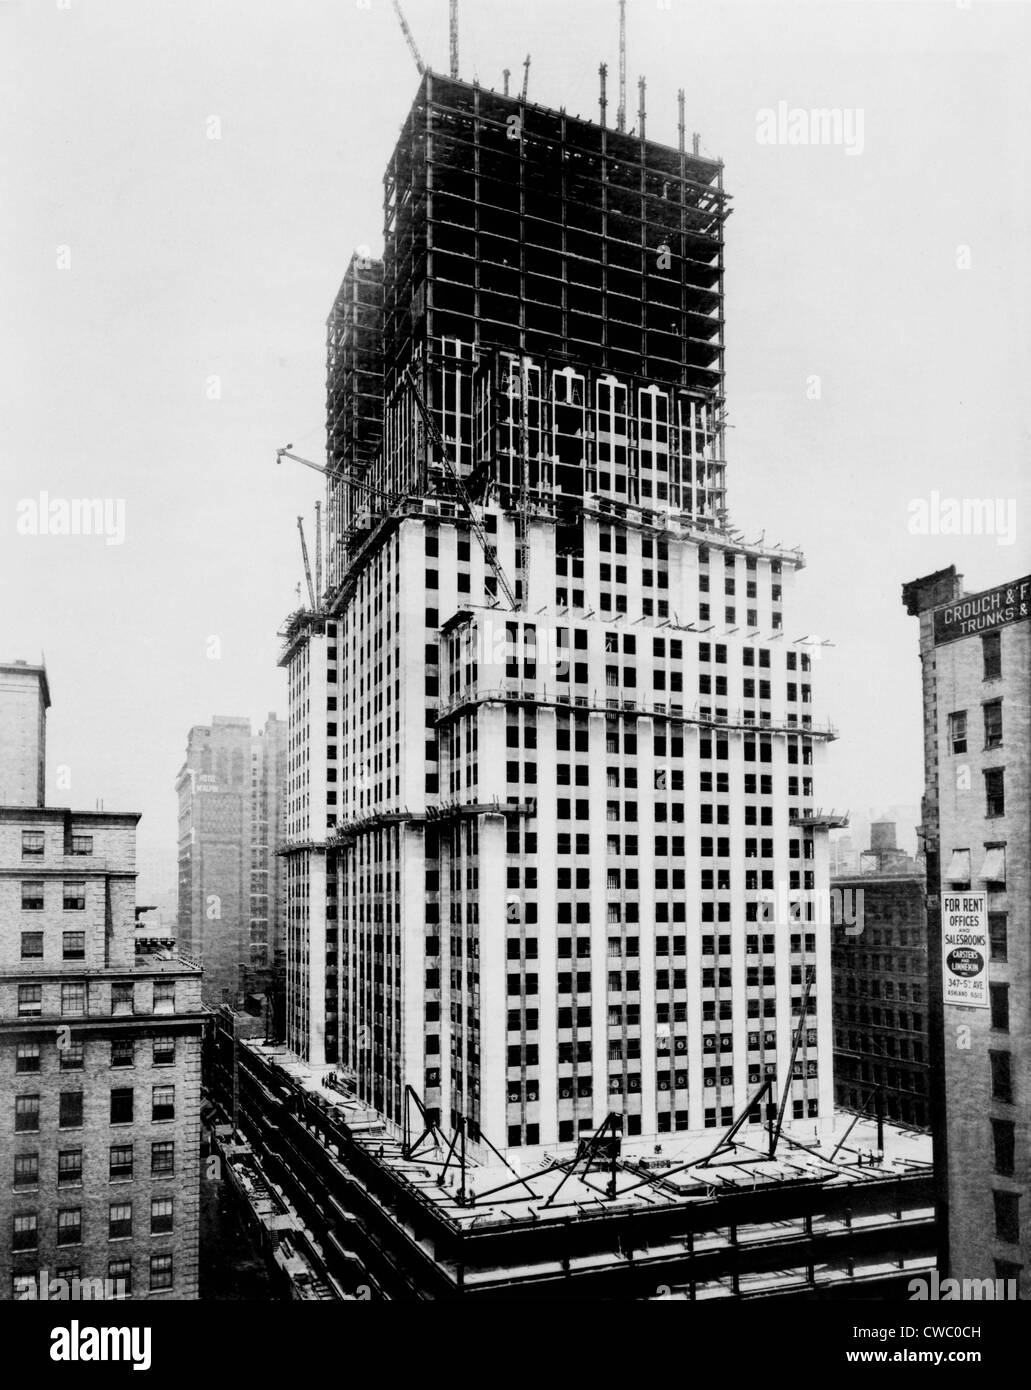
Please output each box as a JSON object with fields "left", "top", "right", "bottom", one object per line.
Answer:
{"left": 245, "top": 1041, "right": 932, "bottom": 1237}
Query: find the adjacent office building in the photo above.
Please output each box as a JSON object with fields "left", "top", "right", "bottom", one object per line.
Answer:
{"left": 176, "top": 714, "right": 287, "bottom": 1007}
{"left": 903, "top": 567, "right": 1030, "bottom": 1295}
{"left": 1, "top": 662, "right": 205, "bottom": 1300}
{"left": 281, "top": 69, "right": 840, "bottom": 1157}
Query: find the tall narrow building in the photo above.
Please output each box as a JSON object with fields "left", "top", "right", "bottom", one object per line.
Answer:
{"left": 281, "top": 72, "right": 837, "bottom": 1155}
{"left": 1, "top": 664, "right": 204, "bottom": 1301}
{"left": 176, "top": 714, "right": 287, "bottom": 1007}
{"left": 903, "top": 568, "right": 1030, "bottom": 1296}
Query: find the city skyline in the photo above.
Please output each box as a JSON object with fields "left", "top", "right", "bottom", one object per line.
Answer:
{"left": 4, "top": 0, "right": 1029, "bottom": 903}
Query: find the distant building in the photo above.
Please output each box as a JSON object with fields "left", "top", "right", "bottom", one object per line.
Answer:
{"left": 904, "top": 567, "right": 1030, "bottom": 1297}
{"left": 831, "top": 823, "right": 930, "bottom": 1130}
{"left": 175, "top": 714, "right": 287, "bottom": 1008}
{"left": 0, "top": 663, "right": 204, "bottom": 1301}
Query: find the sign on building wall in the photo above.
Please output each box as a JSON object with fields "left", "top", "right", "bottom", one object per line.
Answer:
{"left": 933, "top": 576, "right": 1031, "bottom": 645}
{"left": 942, "top": 891, "right": 988, "bottom": 1008}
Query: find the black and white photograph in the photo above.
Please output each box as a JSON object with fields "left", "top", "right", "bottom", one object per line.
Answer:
{"left": 1, "top": 0, "right": 1028, "bottom": 1367}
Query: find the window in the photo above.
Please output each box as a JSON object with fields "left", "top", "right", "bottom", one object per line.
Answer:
{"left": 62, "top": 931, "right": 85, "bottom": 961}
{"left": 151, "top": 1141, "right": 175, "bottom": 1176}
{"left": 153, "top": 981, "right": 175, "bottom": 1014}
{"left": 990, "top": 983, "right": 1009, "bottom": 1032}
{"left": 982, "top": 632, "right": 1001, "bottom": 680}
{"left": 62, "top": 880, "right": 86, "bottom": 911}
{"left": 992, "top": 1119, "right": 1015, "bottom": 1177}
{"left": 993, "top": 1190, "right": 1019, "bottom": 1245}
{"left": 990, "top": 1050, "right": 1013, "bottom": 1103}
{"left": 111, "top": 1038, "right": 135, "bottom": 1068}
{"left": 21, "top": 830, "right": 44, "bottom": 858}
{"left": 108, "top": 1260, "right": 132, "bottom": 1297}
{"left": 18, "top": 984, "right": 42, "bottom": 1017}
{"left": 57, "top": 1149, "right": 83, "bottom": 1186}
{"left": 21, "top": 881, "right": 44, "bottom": 910}
{"left": 109, "top": 1203, "right": 133, "bottom": 1240}
{"left": 152, "top": 1036, "right": 176, "bottom": 1066}
{"left": 109, "top": 1144, "right": 134, "bottom": 1181}
{"left": 111, "top": 983, "right": 134, "bottom": 1015}
{"left": 59, "top": 1039, "right": 84, "bottom": 1071}
{"left": 149, "top": 1254, "right": 173, "bottom": 1292}
{"left": 989, "top": 913, "right": 1008, "bottom": 963}
{"left": 14, "top": 1153, "right": 39, "bottom": 1188}
{"left": 110, "top": 1088, "right": 134, "bottom": 1124}
{"left": 948, "top": 710, "right": 967, "bottom": 754}
{"left": 984, "top": 768, "right": 1005, "bottom": 817}
{"left": 12, "top": 1214, "right": 38, "bottom": 1251}
{"left": 152, "top": 1086, "right": 175, "bottom": 1122}
{"left": 70, "top": 834, "right": 93, "bottom": 856}
{"left": 15, "top": 1094, "right": 40, "bottom": 1132}
{"left": 983, "top": 700, "right": 1003, "bottom": 749}
{"left": 59, "top": 1091, "right": 83, "bottom": 1129}
{"left": 20, "top": 932, "right": 43, "bottom": 960}
{"left": 57, "top": 1208, "right": 82, "bottom": 1246}
{"left": 151, "top": 1198, "right": 174, "bottom": 1235}
{"left": 61, "top": 983, "right": 86, "bottom": 1016}
{"left": 16, "top": 1042, "right": 40, "bottom": 1073}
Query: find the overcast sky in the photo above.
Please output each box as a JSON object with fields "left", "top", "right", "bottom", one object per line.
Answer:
{"left": 3, "top": 0, "right": 1029, "bottom": 896}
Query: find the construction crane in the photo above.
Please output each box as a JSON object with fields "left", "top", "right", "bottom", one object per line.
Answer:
{"left": 392, "top": 0, "right": 424, "bottom": 75}
{"left": 296, "top": 516, "right": 316, "bottom": 611}
{"left": 617, "top": 0, "right": 627, "bottom": 133}
{"left": 449, "top": 0, "right": 459, "bottom": 78}
{"left": 520, "top": 54, "right": 531, "bottom": 103}
{"left": 275, "top": 447, "right": 397, "bottom": 506}
{"left": 403, "top": 366, "right": 518, "bottom": 610}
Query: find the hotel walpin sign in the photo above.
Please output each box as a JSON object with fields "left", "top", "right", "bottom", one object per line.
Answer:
{"left": 942, "top": 892, "right": 989, "bottom": 1008}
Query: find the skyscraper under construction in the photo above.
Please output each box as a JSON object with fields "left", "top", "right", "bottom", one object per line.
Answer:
{"left": 280, "top": 68, "right": 837, "bottom": 1155}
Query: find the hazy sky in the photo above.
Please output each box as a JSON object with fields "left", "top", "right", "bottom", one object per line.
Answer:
{"left": 3, "top": 0, "right": 1029, "bottom": 896}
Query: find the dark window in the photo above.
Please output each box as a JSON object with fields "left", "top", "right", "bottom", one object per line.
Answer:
{"left": 990, "top": 983, "right": 1009, "bottom": 1032}
{"left": 984, "top": 767, "right": 1005, "bottom": 817}
{"left": 59, "top": 1091, "right": 84, "bottom": 1129}
{"left": 982, "top": 632, "right": 1001, "bottom": 680}
{"left": 993, "top": 1190, "right": 1019, "bottom": 1245}
{"left": 990, "top": 1050, "right": 1012, "bottom": 1103}
{"left": 992, "top": 1119, "right": 1015, "bottom": 1176}
{"left": 110, "top": 1088, "right": 134, "bottom": 1124}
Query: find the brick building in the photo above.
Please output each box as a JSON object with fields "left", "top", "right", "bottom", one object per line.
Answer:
{"left": 0, "top": 663, "right": 205, "bottom": 1301}
{"left": 903, "top": 568, "right": 1030, "bottom": 1295}
{"left": 831, "top": 825, "right": 930, "bottom": 1129}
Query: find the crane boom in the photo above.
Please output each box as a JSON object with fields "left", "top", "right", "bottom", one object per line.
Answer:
{"left": 276, "top": 448, "right": 397, "bottom": 505}
{"left": 449, "top": 0, "right": 459, "bottom": 78}
{"left": 296, "top": 516, "right": 316, "bottom": 611}
{"left": 403, "top": 366, "right": 518, "bottom": 610}
{"left": 521, "top": 53, "right": 530, "bottom": 102}
{"left": 392, "top": 0, "right": 424, "bottom": 75}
